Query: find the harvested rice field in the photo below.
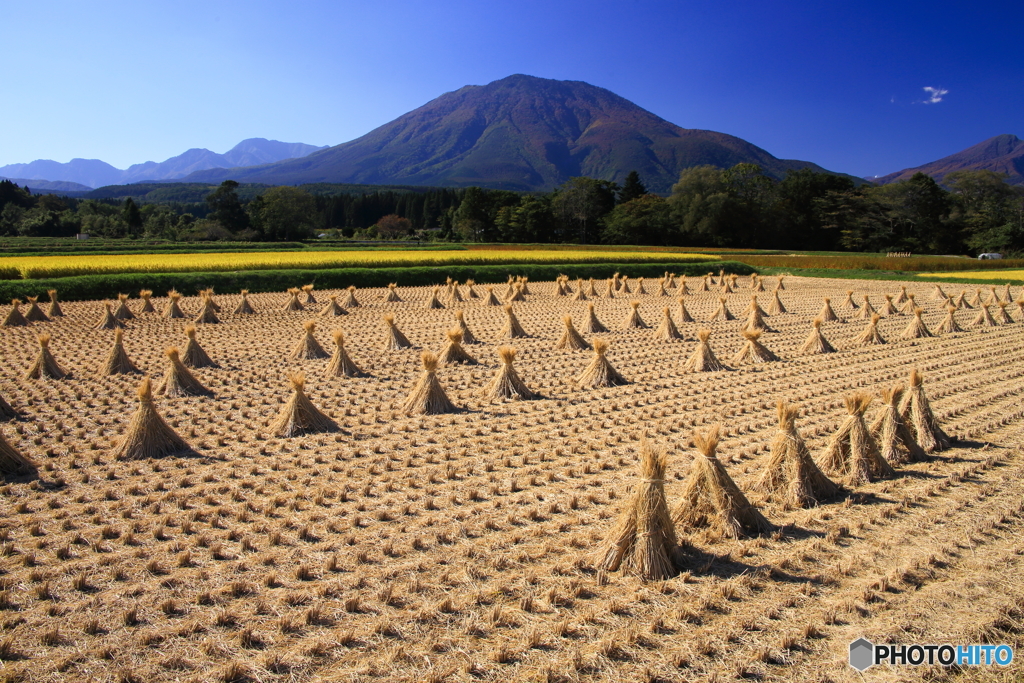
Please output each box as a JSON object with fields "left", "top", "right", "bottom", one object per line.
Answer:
{"left": 0, "top": 273, "right": 1023, "bottom": 682}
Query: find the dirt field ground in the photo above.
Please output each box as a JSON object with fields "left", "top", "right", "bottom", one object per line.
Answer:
{"left": 0, "top": 274, "right": 1022, "bottom": 682}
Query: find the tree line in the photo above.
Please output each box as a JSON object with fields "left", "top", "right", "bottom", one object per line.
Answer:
{"left": 1, "top": 165, "right": 1021, "bottom": 255}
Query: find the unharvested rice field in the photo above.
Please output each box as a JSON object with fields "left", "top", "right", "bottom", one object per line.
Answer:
{"left": 917, "top": 270, "right": 1024, "bottom": 283}
{"left": 0, "top": 250, "right": 717, "bottom": 279}
{"left": 0, "top": 274, "right": 1023, "bottom": 683}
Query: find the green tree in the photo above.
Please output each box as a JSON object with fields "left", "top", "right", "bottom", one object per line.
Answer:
{"left": 945, "top": 170, "right": 1024, "bottom": 254}
{"left": 865, "top": 173, "right": 958, "bottom": 253}
{"left": 122, "top": 197, "right": 143, "bottom": 236}
{"left": 618, "top": 170, "right": 647, "bottom": 204}
{"left": 601, "top": 194, "right": 673, "bottom": 244}
{"left": 375, "top": 214, "right": 412, "bottom": 239}
{"left": 668, "top": 165, "right": 742, "bottom": 246}
{"left": 551, "top": 177, "right": 617, "bottom": 244}
{"left": 495, "top": 196, "right": 557, "bottom": 242}
{"left": 251, "top": 186, "right": 317, "bottom": 241}
{"left": 206, "top": 180, "right": 250, "bottom": 233}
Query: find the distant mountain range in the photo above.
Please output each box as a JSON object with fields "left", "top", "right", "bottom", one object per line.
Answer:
{"left": 874, "top": 134, "right": 1024, "bottom": 187}
{"left": 181, "top": 75, "right": 853, "bottom": 192}
{"left": 0, "top": 138, "right": 326, "bottom": 189}
{"left": 0, "top": 177, "right": 93, "bottom": 193}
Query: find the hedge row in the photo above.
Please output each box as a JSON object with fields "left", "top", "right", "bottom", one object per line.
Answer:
{"left": 0, "top": 261, "right": 752, "bottom": 302}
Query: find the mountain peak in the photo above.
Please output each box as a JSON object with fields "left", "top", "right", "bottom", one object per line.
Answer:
{"left": 876, "top": 133, "right": 1024, "bottom": 186}
{"left": 180, "top": 75, "right": 844, "bottom": 191}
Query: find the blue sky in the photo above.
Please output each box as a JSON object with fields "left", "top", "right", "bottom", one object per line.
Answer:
{"left": 1, "top": 0, "right": 1019, "bottom": 178}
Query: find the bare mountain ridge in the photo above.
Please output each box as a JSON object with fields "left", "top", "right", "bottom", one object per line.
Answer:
{"left": 181, "top": 74, "right": 849, "bottom": 192}
{"left": 875, "top": 134, "right": 1024, "bottom": 186}
{"left": 0, "top": 138, "right": 326, "bottom": 189}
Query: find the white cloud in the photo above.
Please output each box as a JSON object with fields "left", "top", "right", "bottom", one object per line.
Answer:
{"left": 922, "top": 86, "right": 949, "bottom": 104}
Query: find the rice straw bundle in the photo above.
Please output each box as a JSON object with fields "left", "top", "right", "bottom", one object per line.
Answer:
{"left": 581, "top": 302, "right": 608, "bottom": 333}
{"left": 858, "top": 295, "right": 877, "bottom": 319}
{"left": 708, "top": 297, "right": 735, "bottom": 322}
{"left": 677, "top": 275, "right": 688, "bottom": 295}
{"left": 719, "top": 277, "right": 733, "bottom": 294}
{"left": 970, "top": 304, "right": 997, "bottom": 328}
{"left": 622, "top": 300, "right": 649, "bottom": 329}
{"left": 931, "top": 284, "right": 948, "bottom": 302}
{"left": 498, "top": 305, "right": 528, "bottom": 338}
{"left": 815, "top": 392, "right": 893, "bottom": 485}
{"left": 182, "top": 325, "right": 218, "bottom": 368}
{"left": 619, "top": 277, "right": 631, "bottom": 294}
{"left": 758, "top": 402, "right": 840, "bottom": 507}
{"left": 571, "top": 282, "right": 588, "bottom": 301}
{"left": 282, "top": 288, "right": 305, "bottom": 312}
{"left": 98, "top": 329, "right": 141, "bottom": 376}
{"left": 556, "top": 315, "right": 591, "bottom": 350}
{"left": 731, "top": 329, "right": 779, "bottom": 365}
{"left": 95, "top": 303, "right": 125, "bottom": 330}
{"left": 402, "top": 351, "right": 458, "bottom": 415}
{"left": 655, "top": 279, "right": 667, "bottom": 296}
{"left": 452, "top": 309, "right": 477, "bottom": 344}
{"left": 818, "top": 297, "right": 842, "bottom": 322}
{"left": 110, "top": 378, "right": 193, "bottom": 460}
{"left": 139, "top": 290, "right": 156, "bottom": 313}
{"left": 882, "top": 294, "right": 898, "bottom": 316}
{"left": 954, "top": 291, "right": 970, "bottom": 309}
{"left": 157, "top": 347, "right": 212, "bottom": 397}
{"left": 764, "top": 288, "right": 786, "bottom": 316}
{"left": 438, "top": 328, "right": 478, "bottom": 365}
{"left": 575, "top": 338, "right": 627, "bottom": 387}
{"left": 900, "top": 293, "right": 918, "bottom": 315}
{"left": 603, "top": 279, "right": 616, "bottom": 298}
{"left": 894, "top": 285, "right": 909, "bottom": 305}
{"left": 325, "top": 330, "right": 365, "bottom": 378}
{"left": 752, "top": 276, "right": 765, "bottom": 292}
{"left": 425, "top": 287, "right": 445, "bottom": 309}
{"left": 776, "top": 275, "right": 786, "bottom": 291}
{"left": 301, "top": 284, "right": 317, "bottom": 304}
{"left": 319, "top": 295, "right": 347, "bottom": 317}
{"left": 996, "top": 302, "right": 1014, "bottom": 324}
{"left": 520, "top": 276, "right": 531, "bottom": 295}
{"left": 854, "top": 314, "right": 886, "bottom": 346}
{"left": 163, "top": 291, "right": 185, "bottom": 318}
{"left": 193, "top": 294, "right": 220, "bottom": 324}
{"left": 2, "top": 300, "right": 30, "bottom": 328}
{"left": 270, "top": 373, "right": 340, "bottom": 437}
{"left": 900, "top": 307, "right": 934, "bottom": 339}
{"left": 841, "top": 290, "right": 857, "bottom": 311}
{"left": 984, "top": 285, "right": 1000, "bottom": 305}
{"left": 24, "top": 296, "right": 48, "bottom": 322}
{"left": 1003, "top": 283, "right": 1013, "bottom": 302}
{"left": 968, "top": 289, "right": 983, "bottom": 307}
{"left": 483, "top": 286, "right": 501, "bottom": 306}
{"left": 383, "top": 283, "right": 401, "bottom": 302}
{"left": 587, "top": 278, "right": 598, "bottom": 296}
{"left": 870, "top": 385, "right": 925, "bottom": 466}
{"left": 382, "top": 314, "right": 413, "bottom": 350}
{"left": 898, "top": 369, "right": 950, "bottom": 453}
{"left": 676, "top": 296, "right": 695, "bottom": 323}
{"left": 448, "top": 281, "right": 465, "bottom": 304}
{"left": 655, "top": 307, "right": 683, "bottom": 341}
{"left": 936, "top": 305, "right": 963, "bottom": 334}
{"left": 0, "top": 428, "right": 36, "bottom": 477}
{"left": 465, "top": 279, "right": 479, "bottom": 298}
{"left": 46, "top": 290, "right": 63, "bottom": 319}
{"left": 114, "top": 293, "right": 136, "bottom": 320}
{"left": 0, "top": 393, "right": 17, "bottom": 421}
{"left": 741, "top": 301, "right": 774, "bottom": 333}
{"left": 684, "top": 328, "right": 728, "bottom": 372}
{"left": 483, "top": 346, "right": 536, "bottom": 400}
{"left": 25, "top": 334, "right": 67, "bottom": 380}
{"left": 673, "top": 424, "right": 772, "bottom": 538}
{"left": 341, "top": 286, "right": 360, "bottom": 307}
{"left": 554, "top": 279, "right": 566, "bottom": 296}
{"left": 201, "top": 289, "right": 221, "bottom": 311}
{"left": 503, "top": 279, "right": 515, "bottom": 299}
{"left": 800, "top": 319, "right": 835, "bottom": 355}
{"left": 233, "top": 290, "right": 255, "bottom": 314}
{"left": 635, "top": 278, "right": 647, "bottom": 295}
{"left": 696, "top": 275, "right": 710, "bottom": 292}
{"left": 290, "top": 320, "right": 329, "bottom": 360}
{"left": 599, "top": 437, "right": 677, "bottom": 580}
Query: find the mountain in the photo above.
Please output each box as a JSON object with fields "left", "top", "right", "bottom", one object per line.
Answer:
{"left": 875, "top": 134, "right": 1024, "bottom": 186}
{"left": 0, "top": 138, "right": 326, "bottom": 189}
{"left": 180, "top": 74, "right": 850, "bottom": 192}
{"left": 1, "top": 176, "right": 96, "bottom": 193}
